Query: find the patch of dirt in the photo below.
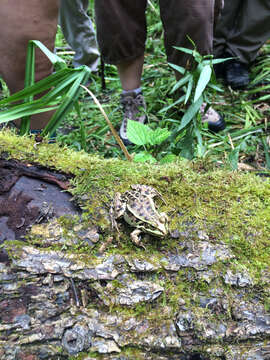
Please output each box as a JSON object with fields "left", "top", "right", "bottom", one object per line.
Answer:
{"left": 0, "top": 158, "right": 81, "bottom": 242}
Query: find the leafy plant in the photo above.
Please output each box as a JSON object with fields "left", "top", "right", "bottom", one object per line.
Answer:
{"left": 0, "top": 40, "right": 91, "bottom": 137}
{"left": 126, "top": 119, "right": 171, "bottom": 163}
{"left": 161, "top": 44, "right": 230, "bottom": 160}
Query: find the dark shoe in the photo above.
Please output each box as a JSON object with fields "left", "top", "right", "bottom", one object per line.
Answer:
{"left": 224, "top": 61, "right": 250, "bottom": 89}
{"left": 213, "top": 61, "right": 226, "bottom": 79}
{"left": 200, "top": 103, "right": 226, "bottom": 132}
{"left": 120, "top": 90, "right": 147, "bottom": 145}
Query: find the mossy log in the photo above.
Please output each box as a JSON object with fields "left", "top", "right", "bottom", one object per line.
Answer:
{"left": 0, "top": 131, "right": 269, "bottom": 360}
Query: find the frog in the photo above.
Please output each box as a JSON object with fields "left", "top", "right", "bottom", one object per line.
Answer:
{"left": 110, "top": 184, "right": 169, "bottom": 248}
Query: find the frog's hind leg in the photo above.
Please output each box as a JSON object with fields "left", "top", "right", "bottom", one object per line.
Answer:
{"left": 130, "top": 229, "right": 145, "bottom": 250}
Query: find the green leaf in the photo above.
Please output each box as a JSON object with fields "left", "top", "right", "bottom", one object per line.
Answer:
{"left": 262, "top": 137, "right": 270, "bottom": 170}
{"left": 0, "top": 69, "right": 72, "bottom": 106}
{"left": 185, "top": 77, "right": 193, "bottom": 104}
{"left": 168, "top": 62, "right": 186, "bottom": 75}
{"left": 149, "top": 127, "right": 171, "bottom": 145}
{"left": 30, "top": 40, "right": 66, "bottom": 69}
{"left": 170, "top": 74, "right": 192, "bottom": 94}
{"left": 126, "top": 119, "right": 152, "bottom": 146}
{"left": 228, "top": 147, "right": 240, "bottom": 170}
{"left": 194, "top": 64, "right": 212, "bottom": 102}
{"left": 134, "top": 152, "right": 157, "bottom": 163}
{"left": 179, "top": 127, "right": 195, "bottom": 160}
{"left": 177, "top": 96, "right": 203, "bottom": 131}
{"left": 208, "top": 83, "right": 224, "bottom": 92}
{"left": 159, "top": 154, "right": 177, "bottom": 164}
{"left": 173, "top": 46, "right": 194, "bottom": 55}
{"left": 204, "top": 57, "right": 233, "bottom": 65}
{"left": 158, "top": 94, "right": 185, "bottom": 113}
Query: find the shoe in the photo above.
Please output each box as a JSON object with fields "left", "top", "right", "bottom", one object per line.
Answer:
{"left": 30, "top": 129, "right": 56, "bottom": 143}
{"left": 213, "top": 61, "right": 226, "bottom": 79}
{"left": 120, "top": 90, "right": 147, "bottom": 145}
{"left": 200, "top": 103, "right": 226, "bottom": 132}
{"left": 224, "top": 60, "right": 250, "bottom": 89}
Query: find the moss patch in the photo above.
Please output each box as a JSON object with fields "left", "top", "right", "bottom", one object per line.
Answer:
{"left": 1, "top": 130, "right": 270, "bottom": 312}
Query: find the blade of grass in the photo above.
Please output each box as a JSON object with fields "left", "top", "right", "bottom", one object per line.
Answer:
{"left": 81, "top": 85, "right": 132, "bottom": 161}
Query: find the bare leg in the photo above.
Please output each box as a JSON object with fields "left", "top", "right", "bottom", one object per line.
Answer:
{"left": 116, "top": 54, "right": 144, "bottom": 91}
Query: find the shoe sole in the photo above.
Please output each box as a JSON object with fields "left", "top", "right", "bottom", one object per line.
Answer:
{"left": 208, "top": 115, "right": 226, "bottom": 133}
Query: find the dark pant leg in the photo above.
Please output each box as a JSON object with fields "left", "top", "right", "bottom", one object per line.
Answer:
{"left": 226, "top": 0, "right": 270, "bottom": 63}
{"left": 214, "top": 0, "right": 245, "bottom": 58}
{"left": 159, "top": 0, "right": 214, "bottom": 67}
{"left": 95, "top": 0, "right": 147, "bottom": 64}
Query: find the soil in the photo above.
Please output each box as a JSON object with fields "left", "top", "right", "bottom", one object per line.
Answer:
{"left": 0, "top": 158, "right": 80, "bottom": 242}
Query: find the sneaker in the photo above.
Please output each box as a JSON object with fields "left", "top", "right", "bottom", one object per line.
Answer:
{"left": 120, "top": 90, "right": 146, "bottom": 145}
{"left": 200, "top": 103, "right": 226, "bottom": 132}
{"left": 224, "top": 60, "right": 250, "bottom": 89}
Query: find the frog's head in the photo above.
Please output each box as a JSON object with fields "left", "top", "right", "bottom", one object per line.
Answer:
{"left": 156, "top": 212, "right": 169, "bottom": 236}
{"left": 143, "top": 212, "right": 168, "bottom": 237}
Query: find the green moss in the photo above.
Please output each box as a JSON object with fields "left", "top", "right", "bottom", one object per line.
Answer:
{"left": 1, "top": 130, "right": 269, "bottom": 289}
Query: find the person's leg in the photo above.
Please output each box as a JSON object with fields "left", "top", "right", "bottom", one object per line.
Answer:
{"left": 160, "top": 0, "right": 225, "bottom": 132}
{"left": 117, "top": 55, "right": 144, "bottom": 91}
{"left": 59, "top": 0, "right": 100, "bottom": 71}
{"left": 95, "top": 0, "right": 147, "bottom": 65}
{"left": 226, "top": 0, "right": 270, "bottom": 64}
{"left": 213, "top": 0, "right": 242, "bottom": 59}
{"left": 95, "top": 0, "right": 148, "bottom": 144}
{"left": 0, "top": 0, "right": 59, "bottom": 130}
{"left": 214, "top": 0, "right": 270, "bottom": 89}
{"left": 160, "top": 0, "right": 214, "bottom": 70}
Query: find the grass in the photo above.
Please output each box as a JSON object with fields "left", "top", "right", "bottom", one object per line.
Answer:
{"left": 0, "top": 3, "right": 270, "bottom": 171}
{"left": 52, "top": 4, "right": 270, "bottom": 171}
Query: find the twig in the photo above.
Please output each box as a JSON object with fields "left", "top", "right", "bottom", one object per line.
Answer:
{"left": 81, "top": 85, "right": 132, "bottom": 162}
{"left": 228, "top": 134, "right": 235, "bottom": 149}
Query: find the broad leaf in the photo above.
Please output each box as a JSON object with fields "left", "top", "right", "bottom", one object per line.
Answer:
{"left": 228, "top": 147, "right": 240, "bottom": 170}
{"left": 194, "top": 64, "right": 212, "bottom": 102}
{"left": 126, "top": 119, "right": 152, "bottom": 146}
{"left": 158, "top": 94, "right": 185, "bottom": 113}
{"left": 173, "top": 46, "right": 194, "bottom": 55}
{"left": 134, "top": 152, "right": 157, "bottom": 163}
{"left": 177, "top": 96, "right": 203, "bottom": 131}
{"left": 149, "top": 127, "right": 171, "bottom": 145}
{"left": 159, "top": 154, "right": 177, "bottom": 164}
{"left": 168, "top": 62, "right": 186, "bottom": 75}
{"left": 170, "top": 74, "right": 192, "bottom": 94}
{"left": 185, "top": 77, "right": 193, "bottom": 104}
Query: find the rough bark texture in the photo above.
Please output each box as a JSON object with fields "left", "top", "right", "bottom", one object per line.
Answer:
{"left": 1, "top": 227, "right": 270, "bottom": 359}
{"left": 0, "top": 133, "right": 269, "bottom": 360}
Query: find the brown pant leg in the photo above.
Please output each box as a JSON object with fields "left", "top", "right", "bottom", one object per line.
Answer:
{"left": 159, "top": 0, "right": 214, "bottom": 67}
{"left": 95, "top": 0, "right": 147, "bottom": 64}
{"left": 0, "top": 0, "right": 59, "bottom": 130}
{"left": 214, "top": 0, "right": 224, "bottom": 29}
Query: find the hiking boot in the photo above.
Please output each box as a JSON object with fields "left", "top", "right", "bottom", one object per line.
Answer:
{"left": 120, "top": 90, "right": 147, "bottom": 145}
{"left": 200, "top": 103, "right": 226, "bottom": 132}
{"left": 225, "top": 60, "right": 250, "bottom": 89}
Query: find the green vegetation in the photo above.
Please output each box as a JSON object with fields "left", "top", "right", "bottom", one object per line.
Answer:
{"left": 1, "top": 130, "right": 269, "bottom": 282}
{"left": 0, "top": 5, "right": 269, "bottom": 357}
{"left": 52, "top": 3, "right": 269, "bottom": 170}
{"left": 0, "top": 3, "right": 269, "bottom": 170}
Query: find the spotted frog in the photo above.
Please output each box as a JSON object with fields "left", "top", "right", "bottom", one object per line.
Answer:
{"left": 110, "top": 184, "right": 169, "bottom": 248}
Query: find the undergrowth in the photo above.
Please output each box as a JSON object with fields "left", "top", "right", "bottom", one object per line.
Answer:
{"left": 51, "top": 3, "right": 270, "bottom": 171}
{"left": 0, "top": 3, "right": 269, "bottom": 171}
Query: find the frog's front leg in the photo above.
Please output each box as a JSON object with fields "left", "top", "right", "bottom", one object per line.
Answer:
{"left": 130, "top": 229, "right": 145, "bottom": 250}
{"left": 110, "top": 192, "right": 126, "bottom": 232}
